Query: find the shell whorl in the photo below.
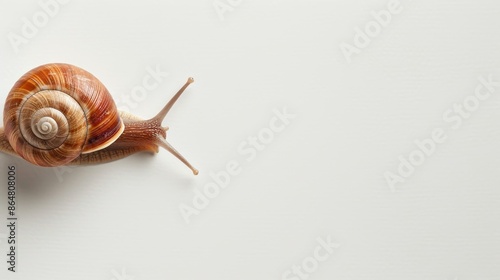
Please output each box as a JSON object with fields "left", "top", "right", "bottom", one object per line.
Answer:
{"left": 3, "top": 63, "right": 124, "bottom": 167}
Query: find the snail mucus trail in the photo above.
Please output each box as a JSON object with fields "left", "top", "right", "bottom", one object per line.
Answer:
{"left": 0, "top": 63, "right": 198, "bottom": 175}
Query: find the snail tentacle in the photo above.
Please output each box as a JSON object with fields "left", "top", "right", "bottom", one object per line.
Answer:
{"left": 70, "top": 77, "right": 199, "bottom": 175}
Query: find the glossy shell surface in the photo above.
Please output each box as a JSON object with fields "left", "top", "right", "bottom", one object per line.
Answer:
{"left": 3, "top": 63, "right": 124, "bottom": 166}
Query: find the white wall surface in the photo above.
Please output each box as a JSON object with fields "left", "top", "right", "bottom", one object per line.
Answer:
{"left": 0, "top": 1, "right": 499, "bottom": 279}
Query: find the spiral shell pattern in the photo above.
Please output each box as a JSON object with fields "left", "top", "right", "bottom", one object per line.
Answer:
{"left": 3, "top": 63, "right": 124, "bottom": 166}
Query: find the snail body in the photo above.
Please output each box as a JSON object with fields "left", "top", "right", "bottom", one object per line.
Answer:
{"left": 0, "top": 63, "right": 198, "bottom": 175}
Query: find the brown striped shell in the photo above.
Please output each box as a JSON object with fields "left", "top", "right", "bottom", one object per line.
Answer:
{"left": 3, "top": 63, "right": 124, "bottom": 167}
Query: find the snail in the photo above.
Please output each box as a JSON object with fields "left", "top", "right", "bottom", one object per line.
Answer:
{"left": 0, "top": 63, "right": 198, "bottom": 175}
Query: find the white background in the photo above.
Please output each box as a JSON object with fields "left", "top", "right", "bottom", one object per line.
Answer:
{"left": 0, "top": 0, "right": 499, "bottom": 279}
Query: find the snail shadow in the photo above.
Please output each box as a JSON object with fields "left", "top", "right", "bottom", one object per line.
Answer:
{"left": 4, "top": 157, "right": 84, "bottom": 210}
{"left": 4, "top": 153, "right": 198, "bottom": 210}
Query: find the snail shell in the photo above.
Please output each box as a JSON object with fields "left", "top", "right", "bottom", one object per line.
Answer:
{"left": 3, "top": 63, "right": 124, "bottom": 166}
